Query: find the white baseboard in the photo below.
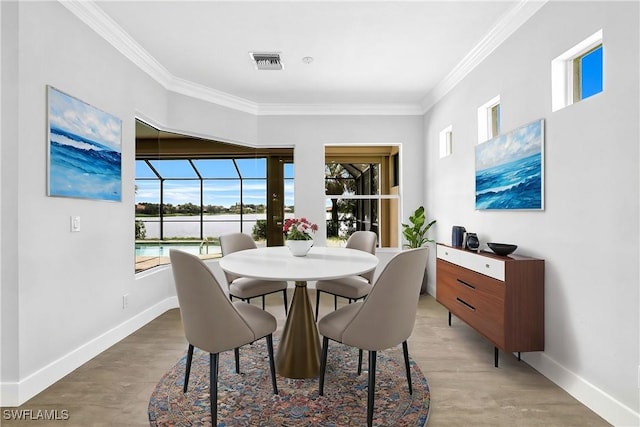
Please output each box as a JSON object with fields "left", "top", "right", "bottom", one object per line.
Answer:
{"left": 0, "top": 296, "right": 179, "bottom": 407}
{"left": 525, "top": 352, "right": 640, "bottom": 427}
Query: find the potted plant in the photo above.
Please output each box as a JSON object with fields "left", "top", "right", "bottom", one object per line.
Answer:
{"left": 283, "top": 217, "right": 318, "bottom": 256}
{"left": 402, "top": 206, "right": 436, "bottom": 294}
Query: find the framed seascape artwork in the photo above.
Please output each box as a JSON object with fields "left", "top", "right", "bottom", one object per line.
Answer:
{"left": 475, "top": 119, "right": 544, "bottom": 210}
{"left": 47, "top": 86, "right": 122, "bottom": 201}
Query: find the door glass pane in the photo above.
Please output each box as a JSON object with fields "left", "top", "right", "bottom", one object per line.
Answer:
{"left": 284, "top": 163, "right": 294, "bottom": 218}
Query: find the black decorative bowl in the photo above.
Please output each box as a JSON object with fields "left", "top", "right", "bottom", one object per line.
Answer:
{"left": 487, "top": 243, "right": 517, "bottom": 256}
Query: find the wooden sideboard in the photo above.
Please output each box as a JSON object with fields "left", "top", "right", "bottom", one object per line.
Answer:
{"left": 435, "top": 244, "right": 544, "bottom": 366}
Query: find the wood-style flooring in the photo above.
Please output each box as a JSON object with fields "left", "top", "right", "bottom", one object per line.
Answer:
{"left": 1, "top": 292, "right": 610, "bottom": 426}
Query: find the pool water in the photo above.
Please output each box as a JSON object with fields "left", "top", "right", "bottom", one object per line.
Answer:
{"left": 135, "top": 243, "right": 220, "bottom": 257}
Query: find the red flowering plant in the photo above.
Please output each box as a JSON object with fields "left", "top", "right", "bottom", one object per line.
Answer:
{"left": 283, "top": 217, "right": 318, "bottom": 241}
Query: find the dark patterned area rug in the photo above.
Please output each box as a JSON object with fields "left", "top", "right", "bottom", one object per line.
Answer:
{"left": 148, "top": 340, "right": 430, "bottom": 426}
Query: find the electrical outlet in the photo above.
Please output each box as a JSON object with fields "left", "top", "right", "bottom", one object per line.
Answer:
{"left": 122, "top": 294, "right": 129, "bottom": 309}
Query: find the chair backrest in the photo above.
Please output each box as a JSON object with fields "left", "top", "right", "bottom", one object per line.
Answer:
{"left": 341, "top": 247, "right": 428, "bottom": 351}
{"left": 346, "top": 231, "right": 378, "bottom": 282}
{"left": 169, "top": 249, "right": 255, "bottom": 353}
{"left": 219, "top": 233, "right": 258, "bottom": 283}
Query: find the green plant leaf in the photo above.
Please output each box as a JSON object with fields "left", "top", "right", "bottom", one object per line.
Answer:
{"left": 402, "top": 206, "right": 435, "bottom": 248}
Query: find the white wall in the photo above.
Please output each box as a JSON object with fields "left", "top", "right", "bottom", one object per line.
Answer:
{"left": 0, "top": 1, "right": 423, "bottom": 406}
{"left": 0, "top": 1, "right": 169, "bottom": 404}
{"left": 0, "top": 0, "right": 19, "bottom": 390}
{"left": 424, "top": 2, "right": 639, "bottom": 425}
{"left": 165, "top": 91, "right": 258, "bottom": 146}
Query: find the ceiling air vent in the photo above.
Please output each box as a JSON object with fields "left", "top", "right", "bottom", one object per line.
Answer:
{"left": 250, "top": 52, "right": 283, "bottom": 70}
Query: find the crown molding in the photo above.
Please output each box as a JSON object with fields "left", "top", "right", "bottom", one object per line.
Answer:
{"left": 420, "top": 0, "right": 548, "bottom": 113}
{"left": 256, "top": 103, "right": 424, "bottom": 116}
{"left": 59, "top": 0, "right": 173, "bottom": 88}
{"left": 166, "top": 77, "right": 260, "bottom": 115}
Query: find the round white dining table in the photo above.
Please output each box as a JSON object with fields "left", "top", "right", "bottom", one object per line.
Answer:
{"left": 219, "top": 245, "right": 378, "bottom": 379}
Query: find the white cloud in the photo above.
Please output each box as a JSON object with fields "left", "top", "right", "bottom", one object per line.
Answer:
{"left": 476, "top": 120, "right": 542, "bottom": 170}
{"left": 49, "top": 87, "right": 121, "bottom": 151}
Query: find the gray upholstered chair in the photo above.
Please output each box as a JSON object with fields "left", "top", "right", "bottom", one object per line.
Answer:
{"left": 315, "top": 230, "right": 377, "bottom": 321}
{"left": 318, "top": 247, "right": 428, "bottom": 427}
{"left": 169, "top": 249, "right": 278, "bottom": 426}
{"left": 219, "top": 232, "right": 289, "bottom": 315}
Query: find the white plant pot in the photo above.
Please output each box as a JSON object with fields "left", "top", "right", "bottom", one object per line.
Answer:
{"left": 286, "top": 239, "right": 314, "bottom": 257}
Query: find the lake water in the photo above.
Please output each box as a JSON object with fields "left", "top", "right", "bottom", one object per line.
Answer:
{"left": 136, "top": 214, "right": 268, "bottom": 239}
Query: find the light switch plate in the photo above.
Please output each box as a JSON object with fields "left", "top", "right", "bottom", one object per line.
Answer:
{"left": 70, "top": 216, "right": 81, "bottom": 232}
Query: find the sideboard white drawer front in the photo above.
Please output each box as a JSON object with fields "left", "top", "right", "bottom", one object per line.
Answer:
{"left": 462, "top": 253, "right": 504, "bottom": 281}
{"left": 437, "top": 245, "right": 463, "bottom": 264}
{"left": 437, "top": 245, "right": 505, "bottom": 281}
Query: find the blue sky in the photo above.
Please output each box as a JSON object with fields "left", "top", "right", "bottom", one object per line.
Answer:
{"left": 581, "top": 45, "right": 603, "bottom": 99}
{"left": 136, "top": 159, "right": 294, "bottom": 207}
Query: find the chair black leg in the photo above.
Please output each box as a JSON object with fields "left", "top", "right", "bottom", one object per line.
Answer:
{"left": 234, "top": 347, "right": 240, "bottom": 374}
{"left": 315, "top": 289, "right": 321, "bottom": 321}
{"left": 262, "top": 295, "right": 266, "bottom": 310}
{"left": 319, "top": 336, "right": 329, "bottom": 396}
{"left": 357, "top": 349, "right": 363, "bottom": 375}
{"left": 367, "top": 350, "right": 377, "bottom": 427}
{"left": 334, "top": 295, "right": 338, "bottom": 311}
{"left": 210, "top": 353, "right": 219, "bottom": 426}
{"left": 266, "top": 334, "right": 278, "bottom": 395}
{"left": 283, "top": 289, "right": 289, "bottom": 316}
{"left": 183, "top": 344, "right": 194, "bottom": 393}
{"left": 402, "top": 341, "right": 413, "bottom": 395}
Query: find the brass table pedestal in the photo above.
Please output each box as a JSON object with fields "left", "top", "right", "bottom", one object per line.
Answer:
{"left": 276, "top": 281, "right": 321, "bottom": 378}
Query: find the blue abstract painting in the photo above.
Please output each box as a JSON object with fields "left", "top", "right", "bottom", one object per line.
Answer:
{"left": 48, "top": 86, "right": 122, "bottom": 201}
{"left": 475, "top": 119, "right": 544, "bottom": 210}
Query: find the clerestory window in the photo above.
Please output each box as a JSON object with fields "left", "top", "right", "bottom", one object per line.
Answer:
{"left": 552, "top": 29, "right": 603, "bottom": 112}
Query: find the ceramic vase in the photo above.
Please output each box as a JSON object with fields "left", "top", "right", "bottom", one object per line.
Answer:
{"left": 286, "top": 239, "right": 314, "bottom": 256}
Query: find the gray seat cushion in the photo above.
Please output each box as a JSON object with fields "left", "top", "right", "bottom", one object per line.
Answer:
{"left": 229, "top": 277, "right": 288, "bottom": 300}
{"left": 316, "top": 276, "right": 371, "bottom": 299}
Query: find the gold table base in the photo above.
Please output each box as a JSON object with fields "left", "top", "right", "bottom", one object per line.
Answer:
{"left": 276, "top": 281, "right": 321, "bottom": 378}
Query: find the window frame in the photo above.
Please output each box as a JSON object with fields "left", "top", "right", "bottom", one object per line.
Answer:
{"left": 324, "top": 145, "right": 401, "bottom": 249}
{"left": 477, "top": 95, "right": 501, "bottom": 143}
{"left": 551, "top": 29, "right": 603, "bottom": 112}
{"left": 439, "top": 125, "right": 453, "bottom": 158}
{"left": 572, "top": 44, "right": 603, "bottom": 103}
